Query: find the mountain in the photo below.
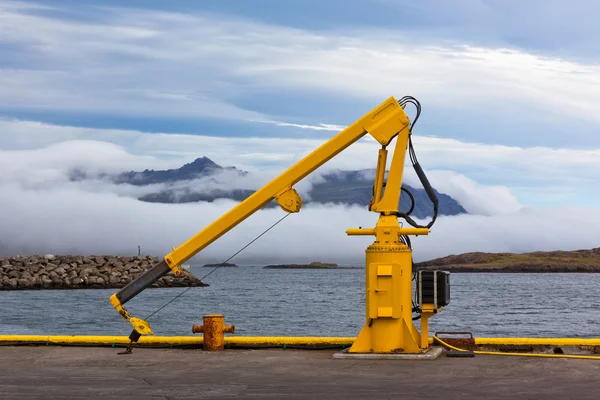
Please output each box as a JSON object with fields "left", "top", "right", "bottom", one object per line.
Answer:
{"left": 308, "top": 170, "right": 465, "bottom": 219}
{"left": 107, "top": 157, "right": 467, "bottom": 219}
{"left": 113, "top": 157, "right": 245, "bottom": 185}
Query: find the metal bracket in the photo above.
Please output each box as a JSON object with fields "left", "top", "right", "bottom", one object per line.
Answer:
{"left": 164, "top": 255, "right": 183, "bottom": 277}
{"left": 275, "top": 187, "right": 302, "bottom": 213}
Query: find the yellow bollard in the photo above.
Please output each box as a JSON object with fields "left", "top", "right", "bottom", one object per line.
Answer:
{"left": 192, "top": 314, "right": 235, "bottom": 351}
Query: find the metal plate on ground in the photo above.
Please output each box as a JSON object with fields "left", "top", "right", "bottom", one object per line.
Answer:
{"left": 332, "top": 346, "right": 443, "bottom": 360}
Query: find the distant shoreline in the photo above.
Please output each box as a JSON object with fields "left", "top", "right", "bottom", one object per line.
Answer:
{"left": 3, "top": 248, "right": 600, "bottom": 291}
{"left": 415, "top": 247, "right": 600, "bottom": 273}
{"left": 263, "top": 266, "right": 362, "bottom": 270}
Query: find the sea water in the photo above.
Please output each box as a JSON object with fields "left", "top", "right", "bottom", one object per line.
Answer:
{"left": 1, "top": 267, "right": 599, "bottom": 338}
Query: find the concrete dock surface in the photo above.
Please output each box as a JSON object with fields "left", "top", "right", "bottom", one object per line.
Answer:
{"left": 1, "top": 346, "right": 599, "bottom": 399}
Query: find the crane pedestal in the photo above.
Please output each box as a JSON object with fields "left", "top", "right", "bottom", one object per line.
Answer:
{"left": 346, "top": 216, "right": 438, "bottom": 355}
{"left": 349, "top": 243, "right": 422, "bottom": 353}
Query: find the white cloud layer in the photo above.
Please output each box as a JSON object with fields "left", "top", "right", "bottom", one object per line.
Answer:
{"left": 2, "top": 119, "right": 600, "bottom": 208}
{"left": 2, "top": 1, "right": 600, "bottom": 135}
{"left": 2, "top": 179, "right": 600, "bottom": 264}
{"left": 2, "top": 1, "right": 600, "bottom": 260}
{"left": 1, "top": 137, "right": 600, "bottom": 262}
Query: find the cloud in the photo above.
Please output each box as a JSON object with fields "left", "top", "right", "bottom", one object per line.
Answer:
{"left": 376, "top": 0, "right": 600, "bottom": 60}
{"left": 2, "top": 1, "right": 600, "bottom": 149}
{"left": 3, "top": 119, "right": 600, "bottom": 208}
{"left": 2, "top": 174, "right": 600, "bottom": 265}
{"left": 255, "top": 120, "right": 346, "bottom": 132}
{"left": 421, "top": 170, "right": 523, "bottom": 216}
{"left": 1, "top": 137, "right": 599, "bottom": 265}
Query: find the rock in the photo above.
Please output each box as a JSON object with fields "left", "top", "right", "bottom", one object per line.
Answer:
{"left": 17, "top": 279, "right": 31, "bottom": 288}
{"left": 124, "top": 263, "right": 136, "bottom": 271}
{"left": 21, "top": 271, "right": 33, "bottom": 280}
{"left": 78, "top": 267, "right": 95, "bottom": 278}
{"left": 27, "top": 256, "right": 40, "bottom": 265}
{"left": 0, "top": 254, "right": 209, "bottom": 290}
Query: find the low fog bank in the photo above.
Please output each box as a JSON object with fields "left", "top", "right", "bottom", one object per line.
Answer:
{"left": 2, "top": 186, "right": 600, "bottom": 265}
{"left": 2, "top": 139, "right": 600, "bottom": 264}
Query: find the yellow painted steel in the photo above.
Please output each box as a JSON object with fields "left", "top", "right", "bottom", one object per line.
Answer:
{"left": 345, "top": 124, "right": 438, "bottom": 355}
{"left": 425, "top": 337, "right": 600, "bottom": 346}
{"left": 0, "top": 335, "right": 354, "bottom": 347}
{"left": 349, "top": 239, "right": 421, "bottom": 353}
{"left": 474, "top": 337, "right": 600, "bottom": 346}
{"left": 346, "top": 228, "right": 429, "bottom": 236}
{"left": 3, "top": 335, "right": 600, "bottom": 353}
{"left": 419, "top": 304, "right": 438, "bottom": 349}
{"left": 162, "top": 97, "right": 410, "bottom": 269}
{"left": 110, "top": 96, "right": 412, "bottom": 326}
{"left": 129, "top": 317, "right": 154, "bottom": 335}
{"left": 344, "top": 107, "right": 441, "bottom": 354}
{"left": 368, "top": 117, "right": 410, "bottom": 214}
{"left": 105, "top": 95, "right": 440, "bottom": 355}
{"left": 192, "top": 314, "right": 235, "bottom": 351}
{"left": 109, "top": 293, "right": 130, "bottom": 322}
{"left": 275, "top": 187, "right": 303, "bottom": 213}
{"left": 433, "top": 336, "right": 600, "bottom": 360}
{"left": 370, "top": 149, "right": 387, "bottom": 207}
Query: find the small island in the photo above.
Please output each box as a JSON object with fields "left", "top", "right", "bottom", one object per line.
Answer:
{"left": 263, "top": 262, "right": 360, "bottom": 270}
{"left": 202, "top": 263, "right": 238, "bottom": 268}
{"left": 415, "top": 247, "right": 600, "bottom": 273}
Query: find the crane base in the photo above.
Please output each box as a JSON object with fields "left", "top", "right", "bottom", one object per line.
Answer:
{"left": 332, "top": 346, "right": 443, "bottom": 360}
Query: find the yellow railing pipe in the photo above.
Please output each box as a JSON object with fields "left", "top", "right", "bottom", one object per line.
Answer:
{"left": 2, "top": 335, "right": 600, "bottom": 349}
{"left": 426, "top": 337, "right": 600, "bottom": 346}
{"left": 0, "top": 335, "right": 355, "bottom": 346}
{"left": 433, "top": 336, "right": 600, "bottom": 360}
{"left": 474, "top": 337, "right": 600, "bottom": 346}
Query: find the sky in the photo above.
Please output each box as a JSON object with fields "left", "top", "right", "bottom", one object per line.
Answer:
{"left": 2, "top": 0, "right": 600, "bottom": 264}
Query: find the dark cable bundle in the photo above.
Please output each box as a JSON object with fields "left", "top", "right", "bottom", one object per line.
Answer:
{"left": 396, "top": 96, "right": 440, "bottom": 321}
{"left": 395, "top": 96, "right": 439, "bottom": 230}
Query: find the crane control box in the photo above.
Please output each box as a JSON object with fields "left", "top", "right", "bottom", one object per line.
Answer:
{"left": 418, "top": 270, "right": 451, "bottom": 309}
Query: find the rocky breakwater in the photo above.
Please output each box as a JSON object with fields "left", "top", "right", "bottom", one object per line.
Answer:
{"left": 0, "top": 254, "right": 208, "bottom": 290}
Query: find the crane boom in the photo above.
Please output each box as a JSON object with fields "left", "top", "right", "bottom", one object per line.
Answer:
{"left": 109, "top": 96, "right": 417, "bottom": 334}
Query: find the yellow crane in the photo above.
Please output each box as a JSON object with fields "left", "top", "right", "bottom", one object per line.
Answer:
{"left": 109, "top": 95, "right": 450, "bottom": 354}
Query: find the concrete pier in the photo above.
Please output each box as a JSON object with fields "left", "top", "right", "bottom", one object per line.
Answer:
{"left": 1, "top": 346, "right": 600, "bottom": 399}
